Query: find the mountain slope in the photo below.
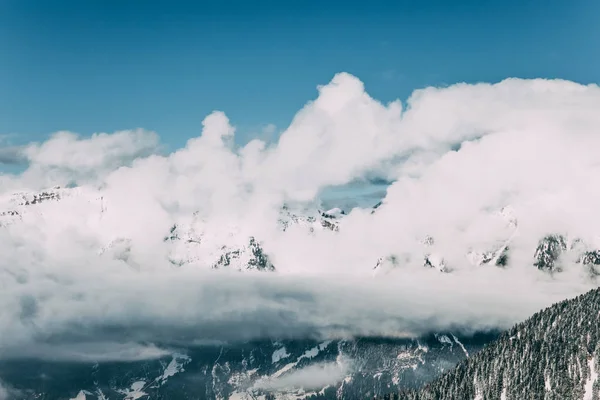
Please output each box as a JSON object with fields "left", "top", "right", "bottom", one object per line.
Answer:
{"left": 396, "top": 287, "right": 600, "bottom": 400}
{"left": 0, "top": 334, "right": 496, "bottom": 400}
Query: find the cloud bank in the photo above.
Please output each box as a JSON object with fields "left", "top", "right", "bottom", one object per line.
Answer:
{"left": 1, "top": 73, "right": 599, "bottom": 361}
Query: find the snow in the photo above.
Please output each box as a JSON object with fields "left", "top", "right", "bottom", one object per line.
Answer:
{"left": 271, "top": 341, "right": 332, "bottom": 379}
{"left": 584, "top": 356, "right": 597, "bottom": 400}
{"left": 324, "top": 208, "right": 344, "bottom": 217}
{"left": 156, "top": 353, "right": 191, "bottom": 385}
{"left": 272, "top": 346, "right": 290, "bottom": 363}
{"left": 70, "top": 391, "right": 87, "bottom": 400}
{"left": 228, "top": 368, "right": 259, "bottom": 387}
{"left": 228, "top": 393, "right": 267, "bottom": 400}
{"left": 272, "top": 362, "right": 297, "bottom": 378}
{"left": 166, "top": 216, "right": 262, "bottom": 271}
{"left": 426, "top": 253, "right": 447, "bottom": 272}
{"left": 498, "top": 205, "right": 518, "bottom": 228}
{"left": 451, "top": 334, "right": 469, "bottom": 358}
{"left": 416, "top": 341, "right": 429, "bottom": 353}
{"left": 473, "top": 377, "right": 483, "bottom": 400}
{"left": 95, "top": 389, "right": 108, "bottom": 400}
{"left": 300, "top": 341, "right": 329, "bottom": 360}
{"left": 118, "top": 380, "right": 148, "bottom": 400}
{"left": 436, "top": 334, "right": 453, "bottom": 345}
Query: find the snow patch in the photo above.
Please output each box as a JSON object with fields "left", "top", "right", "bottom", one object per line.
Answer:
{"left": 272, "top": 346, "right": 290, "bottom": 364}
{"left": 451, "top": 334, "right": 469, "bottom": 358}
{"left": 156, "top": 353, "right": 191, "bottom": 385}
{"left": 544, "top": 373, "right": 551, "bottom": 392}
{"left": 272, "top": 362, "right": 297, "bottom": 378}
{"left": 118, "top": 380, "right": 148, "bottom": 400}
{"left": 70, "top": 391, "right": 88, "bottom": 400}
{"left": 435, "top": 334, "right": 453, "bottom": 345}
{"left": 584, "top": 356, "right": 597, "bottom": 400}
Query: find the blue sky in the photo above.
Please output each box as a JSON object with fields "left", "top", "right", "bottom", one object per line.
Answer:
{"left": 1, "top": 0, "right": 598, "bottom": 153}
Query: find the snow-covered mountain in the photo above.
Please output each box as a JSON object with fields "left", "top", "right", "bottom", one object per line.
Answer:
{"left": 161, "top": 216, "right": 276, "bottom": 271}
{"left": 3, "top": 186, "right": 599, "bottom": 277}
{"left": 0, "top": 186, "right": 342, "bottom": 273}
{"left": 0, "top": 333, "right": 497, "bottom": 400}
{"left": 1, "top": 186, "right": 600, "bottom": 399}
{"left": 372, "top": 203, "right": 600, "bottom": 276}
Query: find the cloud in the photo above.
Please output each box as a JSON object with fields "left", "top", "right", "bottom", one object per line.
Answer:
{"left": 0, "top": 147, "right": 27, "bottom": 165}
{"left": 7, "top": 129, "right": 161, "bottom": 190}
{"left": 0, "top": 73, "right": 600, "bottom": 360}
{"left": 5, "top": 342, "right": 173, "bottom": 363}
{"left": 0, "top": 379, "right": 12, "bottom": 400}
{"left": 254, "top": 361, "right": 351, "bottom": 391}
{"left": 0, "top": 260, "right": 586, "bottom": 357}
{"left": 23, "top": 130, "right": 160, "bottom": 170}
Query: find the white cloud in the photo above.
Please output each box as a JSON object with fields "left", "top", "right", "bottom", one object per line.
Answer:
{"left": 0, "top": 73, "right": 600, "bottom": 359}
{"left": 7, "top": 128, "right": 160, "bottom": 191}
{"left": 0, "top": 380, "right": 10, "bottom": 400}
{"left": 5, "top": 342, "right": 172, "bottom": 363}
{"left": 254, "top": 361, "right": 351, "bottom": 391}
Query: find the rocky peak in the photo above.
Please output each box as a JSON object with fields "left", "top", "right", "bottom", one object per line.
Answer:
{"left": 161, "top": 215, "right": 276, "bottom": 272}
{"left": 278, "top": 205, "right": 344, "bottom": 233}
{"left": 533, "top": 234, "right": 568, "bottom": 273}
{"left": 466, "top": 245, "right": 510, "bottom": 268}
{"left": 9, "top": 186, "right": 64, "bottom": 207}
{"left": 420, "top": 236, "right": 450, "bottom": 273}
{"left": 423, "top": 253, "right": 450, "bottom": 273}
{"left": 212, "top": 236, "right": 276, "bottom": 272}
{"left": 580, "top": 250, "right": 600, "bottom": 266}
{"left": 371, "top": 201, "right": 383, "bottom": 214}
{"left": 22, "top": 190, "right": 61, "bottom": 206}
{"left": 577, "top": 250, "right": 600, "bottom": 278}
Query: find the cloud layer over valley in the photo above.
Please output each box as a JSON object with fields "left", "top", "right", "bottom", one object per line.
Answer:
{"left": 1, "top": 73, "right": 600, "bottom": 361}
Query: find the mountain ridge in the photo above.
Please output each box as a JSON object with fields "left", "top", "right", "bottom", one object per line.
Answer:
{"left": 3, "top": 186, "right": 600, "bottom": 277}
{"left": 392, "top": 286, "right": 600, "bottom": 400}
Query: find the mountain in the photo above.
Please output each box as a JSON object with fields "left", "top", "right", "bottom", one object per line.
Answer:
{"left": 2, "top": 186, "right": 599, "bottom": 399}
{"left": 0, "top": 187, "right": 342, "bottom": 273}
{"left": 162, "top": 219, "right": 277, "bottom": 271}
{"left": 162, "top": 204, "right": 342, "bottom": 271}
{"left": 0, "top": 333, "right": 497, "bottom": 400}
{"left": 372, "top": 203, "right": 600, "bottom": 276}
{"left": 3, "top": 186, "right": 599, "bottom": 276}
{"left": 394, "top": 287, "right": 600, "bottom": 400}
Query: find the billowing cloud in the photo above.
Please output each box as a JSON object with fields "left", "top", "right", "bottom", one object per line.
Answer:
{"left": 0, "top": 73, "right": 599, "bottom": 361}
{"left": 10, "top": 128, "right": 160, "bottom": 190}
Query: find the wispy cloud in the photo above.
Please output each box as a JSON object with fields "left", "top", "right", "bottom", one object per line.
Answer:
{"left": 0, "top": 147, "right": 26, "bottom": 165}
{"left": 254, "top": 361, "right": 351, "bottom": 391}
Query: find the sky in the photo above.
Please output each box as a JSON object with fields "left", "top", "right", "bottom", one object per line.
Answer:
{"left": 1, "top": 0, "right": 599, "bottom": 151}
{"left": 1, "top": 0, "right": 600, "bottom": 376}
